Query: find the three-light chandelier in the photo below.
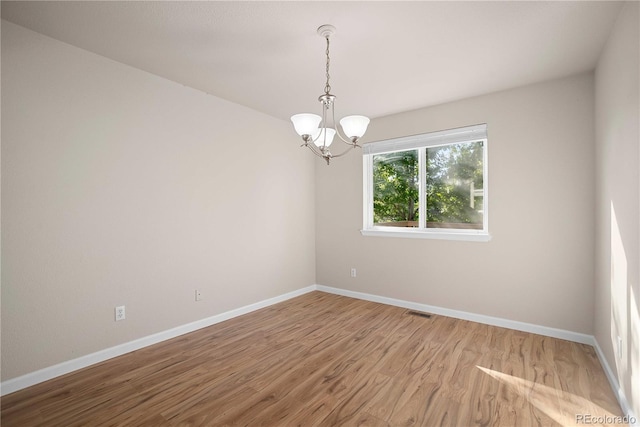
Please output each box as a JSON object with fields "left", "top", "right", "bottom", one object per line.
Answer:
{"left": 290, "top": 25, "right": 370, "bottom": 165}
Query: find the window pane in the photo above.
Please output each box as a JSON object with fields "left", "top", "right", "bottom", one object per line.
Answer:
{"left": 373, "top": 150, "right": 419, "bottom": 227}
{"left": 426, "top": 141, "right": 483, "bottom": 229}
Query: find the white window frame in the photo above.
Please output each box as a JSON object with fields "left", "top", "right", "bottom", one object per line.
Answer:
{"left": 361, "top": 124, "right": 490, "bottom": 242}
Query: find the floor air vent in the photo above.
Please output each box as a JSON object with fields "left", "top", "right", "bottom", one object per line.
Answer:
{"left": 407, "top": 310, "right": 432, "bottom": 318}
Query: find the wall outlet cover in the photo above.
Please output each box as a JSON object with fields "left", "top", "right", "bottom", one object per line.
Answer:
{"left": 115, "top": 306, "right": 125, "bottom": 321}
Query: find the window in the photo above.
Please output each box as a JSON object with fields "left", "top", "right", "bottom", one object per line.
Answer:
{"left": 362, "top": 124, "right": 489, "bottom": 241}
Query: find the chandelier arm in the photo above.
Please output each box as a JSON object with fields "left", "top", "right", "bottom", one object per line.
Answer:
{"left": 329, "top": 100, "right": 360, "bottom": 145}
{"left": 320, "top": 99, "right": 329, "bottom": 148}
{"left": 309, "top": 133, "right": 322, "bottom": 146}
{"left": 335, "top": 132, "right": 355, "bottom": 145}
{"left": 305, "top": 142, "right": 328, "bottom": 159}
{"left": 308, "top": 99, "right": 330, "bottom": 148}
{"left": 322, "top": 144, "right": 359, "bottom": 160}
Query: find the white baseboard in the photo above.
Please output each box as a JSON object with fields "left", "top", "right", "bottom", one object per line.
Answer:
{"left": 3, "top": 283, "right": 635, "bottom": 425}
{"left": 315, "top": 285, "right": 594, "bottom": 344}
{"left": 0, "top": 285, "right": 316, "bottom": 396}
{"left": 591, "top": 339, "right": 638, "bottom": 425}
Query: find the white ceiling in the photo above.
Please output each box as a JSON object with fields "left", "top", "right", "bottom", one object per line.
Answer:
{"left": 1, "top": 1, "right": 623, "bottom": 121}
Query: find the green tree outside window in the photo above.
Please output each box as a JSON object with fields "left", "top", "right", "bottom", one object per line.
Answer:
{"left": 373, "top": 141, "right": 483, "bottom": 229}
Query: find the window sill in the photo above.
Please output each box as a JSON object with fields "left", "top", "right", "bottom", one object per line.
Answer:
{"left": 360, "top": 228, "right": 492, "bottom": 242}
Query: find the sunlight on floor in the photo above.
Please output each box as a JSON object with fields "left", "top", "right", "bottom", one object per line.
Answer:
{"left": 477, "top": 366, "right": 617, "bottom": 426}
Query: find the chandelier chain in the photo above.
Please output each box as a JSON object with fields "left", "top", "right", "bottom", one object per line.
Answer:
{"left": 324, "top": 36, "right": 331, "bottom": 95}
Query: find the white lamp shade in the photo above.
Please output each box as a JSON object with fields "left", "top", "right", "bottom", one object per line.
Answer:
{"left": 291, "top": 113, "right": 322, "bottom": 136}
{"left": 339, "top": 115, "right": 370, "bottom": 138}
{"left": 312, "top": 127, "right": 336, "bottom": 147}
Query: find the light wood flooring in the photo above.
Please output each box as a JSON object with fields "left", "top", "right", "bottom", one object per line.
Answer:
{"left": 1, "top": 291, "right": 623, "bottom": 426}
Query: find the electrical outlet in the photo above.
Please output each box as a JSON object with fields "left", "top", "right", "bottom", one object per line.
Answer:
{"left": 115, "top": 305, "right": 125, "bottom": 321}
{"left": 350, "top": 268, "right": 357, "bottom": 278}
{"left": 617, "top": 336, "right": 623, "bottom": 359}
{"left": 195, "top": 290, "right": 202, "bottom": 301}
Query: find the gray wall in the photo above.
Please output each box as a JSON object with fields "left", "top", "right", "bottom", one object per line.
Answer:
{"left": 594, "top": 1, "right": 639, "bottom": 417}
{"left": 316, "top": 72, "right": 596, "bottom": 334}
{"left": 1, "top": 21, "right": 316, "bottom": 380}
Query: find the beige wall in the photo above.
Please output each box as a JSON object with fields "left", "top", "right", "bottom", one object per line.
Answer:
{"left": 594, "top": 1, "right": 639, "bottom": 417}
{"left": 1, "top": 21, "right": 316, "bottom": 380}
{"left": 316, "top": 72, "right": 596, "bottom": 334}
{"left": 2, "top": 7, "right": 638, "bottom": 417}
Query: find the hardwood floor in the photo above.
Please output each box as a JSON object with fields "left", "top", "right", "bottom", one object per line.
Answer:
{"left": 1, "top": 292, "right": 623, "bottom": 426}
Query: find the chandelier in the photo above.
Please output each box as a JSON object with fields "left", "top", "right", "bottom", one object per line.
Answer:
{"left": 291, "top": 25, "right": 370, "bottom": 165}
